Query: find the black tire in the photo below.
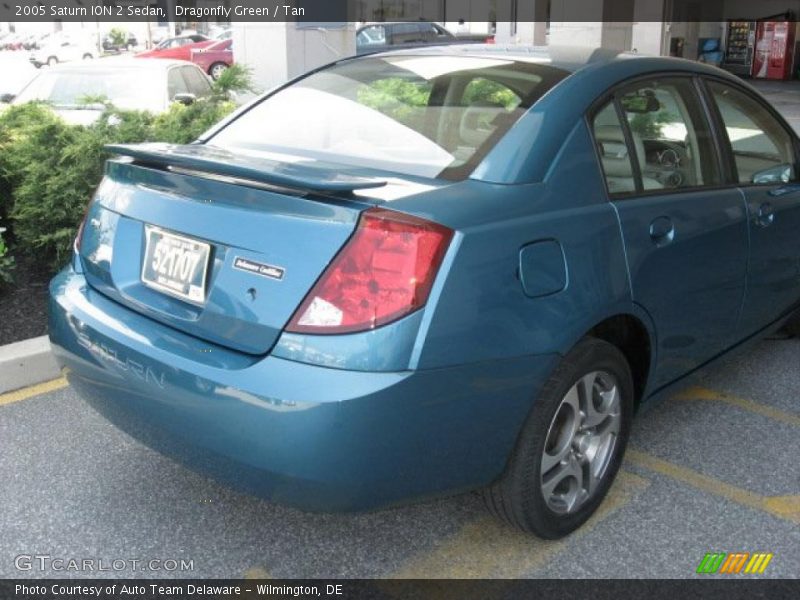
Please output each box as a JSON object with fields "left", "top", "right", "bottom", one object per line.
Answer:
{"left": 209, "top": 62, "right": 228, "bottom": 80}
{"left": 482, "top": 337, "right": 634, "bottom": 539}
{"left": 47, "top": 56, "right": 58, "bottom": 67}
{"left": 783, "top": 310, "right": 800, "bottom": 337}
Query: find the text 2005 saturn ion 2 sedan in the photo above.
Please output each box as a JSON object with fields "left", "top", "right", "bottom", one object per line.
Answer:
{"left": 50, "top": 46, "right": 800, "bottom": 539}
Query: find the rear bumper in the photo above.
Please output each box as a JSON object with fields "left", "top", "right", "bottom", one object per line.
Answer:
{"left": 49, "top": 267, "right": 559, "bottom": 511}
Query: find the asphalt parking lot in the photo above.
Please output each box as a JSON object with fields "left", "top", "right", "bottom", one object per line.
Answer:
{"left": 1, "top": 335, "right": 798, "bottom": 579}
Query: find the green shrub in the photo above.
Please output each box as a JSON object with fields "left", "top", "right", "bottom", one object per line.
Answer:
{"left": 0, "top": 103, "right": 62, "bottom": 221}
{"left": 1, "top": 65, "right": 254, "bottom": 271}
{"left": 108, "top": 27, "right": 128, "bottom": 48}
{"left": 213, "top": 63, "right": 259, "bottom": 96}
{"left": 151, "top": 97, "right": 236, "bottom": 144}
{"left": 0, "top": 218, "right": 13, "bottom": 286}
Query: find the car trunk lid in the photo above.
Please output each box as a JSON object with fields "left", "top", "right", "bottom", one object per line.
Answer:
{"left": 78, "top": 144, "right": 388, "bottom": 355}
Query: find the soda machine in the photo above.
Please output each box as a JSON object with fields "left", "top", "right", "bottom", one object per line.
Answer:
{"left": 752, "top": 20, "right": 796, "bottom": 80}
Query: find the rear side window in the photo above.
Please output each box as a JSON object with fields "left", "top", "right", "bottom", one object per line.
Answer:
{"left": 181, "top": 66, "right": 211, "bottom": 98}
{"left": 592, "top": 101, "right": 637, "bottom": 194}
{"left": 167, "top": 68, "right": 188, "bottom": 99}
{"left": 707, "top": 81, "right": 797, "bottom": 184}
{"left": 617, "top": 78, "right": 720, "bottom": 190}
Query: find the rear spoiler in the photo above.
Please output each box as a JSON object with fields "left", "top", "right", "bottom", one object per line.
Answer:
{"left": 105, "top": 143, "right": 387, "bottom": 194}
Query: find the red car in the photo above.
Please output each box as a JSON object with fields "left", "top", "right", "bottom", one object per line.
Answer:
{"left": 190, "top": 39, "right": 233, "bottom": 80}
{"left": 136, "top": 34, "right": 214, "bottom": 61}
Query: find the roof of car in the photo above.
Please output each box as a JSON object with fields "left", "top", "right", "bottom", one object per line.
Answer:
{"left": 370, "top": 43, "right": 738, "bottom": 79}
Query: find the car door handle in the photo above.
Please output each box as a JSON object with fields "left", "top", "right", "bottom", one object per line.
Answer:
{"left": 649, "top": 216, "right": 675, "bottom": 247}
{"left": 768, "top": 184, "right": 800, "bottom": 197}
{"left": 755, "top": 202, "right": 775, "bottom": 228}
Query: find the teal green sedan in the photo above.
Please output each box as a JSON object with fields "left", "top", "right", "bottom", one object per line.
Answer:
{"left": 49, "top": 46, "right": 800, "bottom": 538}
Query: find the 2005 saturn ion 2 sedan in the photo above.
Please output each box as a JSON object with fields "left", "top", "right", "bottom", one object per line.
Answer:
{"left": 50, "top": 46, "right": 800, "bottom": 538}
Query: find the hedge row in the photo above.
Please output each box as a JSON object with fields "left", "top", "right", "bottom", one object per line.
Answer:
{"left": 0, "top": 65, "right": 253, "bottom": 286}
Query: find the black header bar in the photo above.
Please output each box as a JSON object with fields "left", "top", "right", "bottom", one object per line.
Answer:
{"left": 1, "top": 579, "right": 799, "bottom": 600}
{"left": 2, "top": 0, "right": 799, "bottom": 24}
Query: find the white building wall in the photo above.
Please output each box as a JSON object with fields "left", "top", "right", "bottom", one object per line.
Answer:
{"left": 233, "top": 22, "right": 356, "bottom": 93}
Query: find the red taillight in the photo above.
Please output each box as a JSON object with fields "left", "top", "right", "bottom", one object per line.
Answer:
{"left": 286, "top": 208, "right": 453, "bottom": 335}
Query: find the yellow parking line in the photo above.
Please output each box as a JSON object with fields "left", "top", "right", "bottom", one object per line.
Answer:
{"left": 0, "top": 377, "right": 68, "bottom": 407}
{"left": 674, "top": 386, "right": 800, "bottom": 428}
{"left": 390, "top": 470, "right": 650, "bottom": 579}
{"left": 626, "top": 449, "right": 800, "bottom": 524}
{"left": 243, "top": 567, "right": 271, "bottom": 579}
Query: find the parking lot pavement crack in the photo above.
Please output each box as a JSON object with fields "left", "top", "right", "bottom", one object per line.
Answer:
{"left": 626, "top": 449, "right": 800, "bottom": 525}
{"left": 387, "top": 470, "right": 651, "bottom": 579}
{"left": 674, "top": 386, "right": 800, "bottom": 428}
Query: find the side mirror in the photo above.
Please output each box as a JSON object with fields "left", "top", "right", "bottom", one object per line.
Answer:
{"left": 0, "top": 93, "right": 14, "bottom": 103}
{"left": 752, "top": 163, "right": 792, "bottom": 184}
{"left": 173, "top": 93, "right": 196, "bottom": 106}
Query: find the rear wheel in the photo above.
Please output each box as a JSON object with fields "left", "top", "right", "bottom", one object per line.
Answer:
{"left": 82, "top": 53, "right": 93, "bottom": 60}
{"left": 47, "top": 56, "right": 58, "bottom": 67}
{"left": 483, "top": 337, "right": 634, "bottom": 539}
{"left": 209, "top": 62, "right": 228, "bottom": 80}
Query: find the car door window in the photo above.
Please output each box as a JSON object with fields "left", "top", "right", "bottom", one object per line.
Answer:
{"left": 707, "top": 81, "right": 797, "bottom": 184}
{"left": 420, "top": 23, "right": 448, "bottom": 41}
{"left": 357, "top": 25, "right": 386, "bottom": 46}
{"left": 181, "top": 66, "right": 211, "bottom": 98}
{"left": 592, "top": 100, "right": 638, "bottom": 194}
{"left": 618, "top": 78, "right": 721, "bottom": 190}
{"left": 167, "top": 68, "right": 189, "bottom": 99}
{"left": 392, "top": 23, "right": 424, "bottom": 44}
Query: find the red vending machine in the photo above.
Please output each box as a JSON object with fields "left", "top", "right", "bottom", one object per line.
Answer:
{"left": 752, "top": 20, "right": 796, "bottom": 80}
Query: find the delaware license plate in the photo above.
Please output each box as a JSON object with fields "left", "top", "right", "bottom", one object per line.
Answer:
{"left": 141, "top": 226, "right": 211, "bottom": 303}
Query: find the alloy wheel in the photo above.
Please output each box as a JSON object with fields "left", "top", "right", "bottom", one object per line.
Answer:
{"left": 540, "top": 370, "right": 621, "bottom": 514}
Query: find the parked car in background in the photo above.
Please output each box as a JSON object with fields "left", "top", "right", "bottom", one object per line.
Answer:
{"left": 22, "top": 33, "right": 44, "bottom": 50}
{"left": 0, "top": 54, "right": 37, "bottom": 101}
{"left": 49, "top": 46, "right": 800, "bottom": 541}
{"left": 209, "top": 26, "right": 232, "bottom": 41}
{"left": 191, "top": 39, "right": 233, "bottom": 80}
{"left": 30, "top": 32, "right": 97, "bottom": 68}
{"left": 356, "top": 22, "right": 494, "bottom": 54}
{"left": 2, "top": 33, "right": 27, "bottom": 51}
{"left": 102, "top": 31, "right": 138, "bottom": 52}
{"left": 7, "top": 59, "right": 211, "bottom": 125}
{"left": 136, "top": 34, "right": 213, "bottom": 61}
{"left": 148, "top": 25, "right": 171, "bottom": 46}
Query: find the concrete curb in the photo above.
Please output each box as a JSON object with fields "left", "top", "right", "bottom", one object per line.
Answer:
{"left": 0, "top": 335, "right": 60, "bottom": 394}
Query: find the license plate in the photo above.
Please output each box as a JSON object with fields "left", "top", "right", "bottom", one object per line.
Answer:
{"left": 141, "top": 226, "right": 211, "bottom": 303}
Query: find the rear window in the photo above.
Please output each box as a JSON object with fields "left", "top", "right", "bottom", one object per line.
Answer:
{"left": 208, "top": 55, "right": 567, "bottom": 180}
